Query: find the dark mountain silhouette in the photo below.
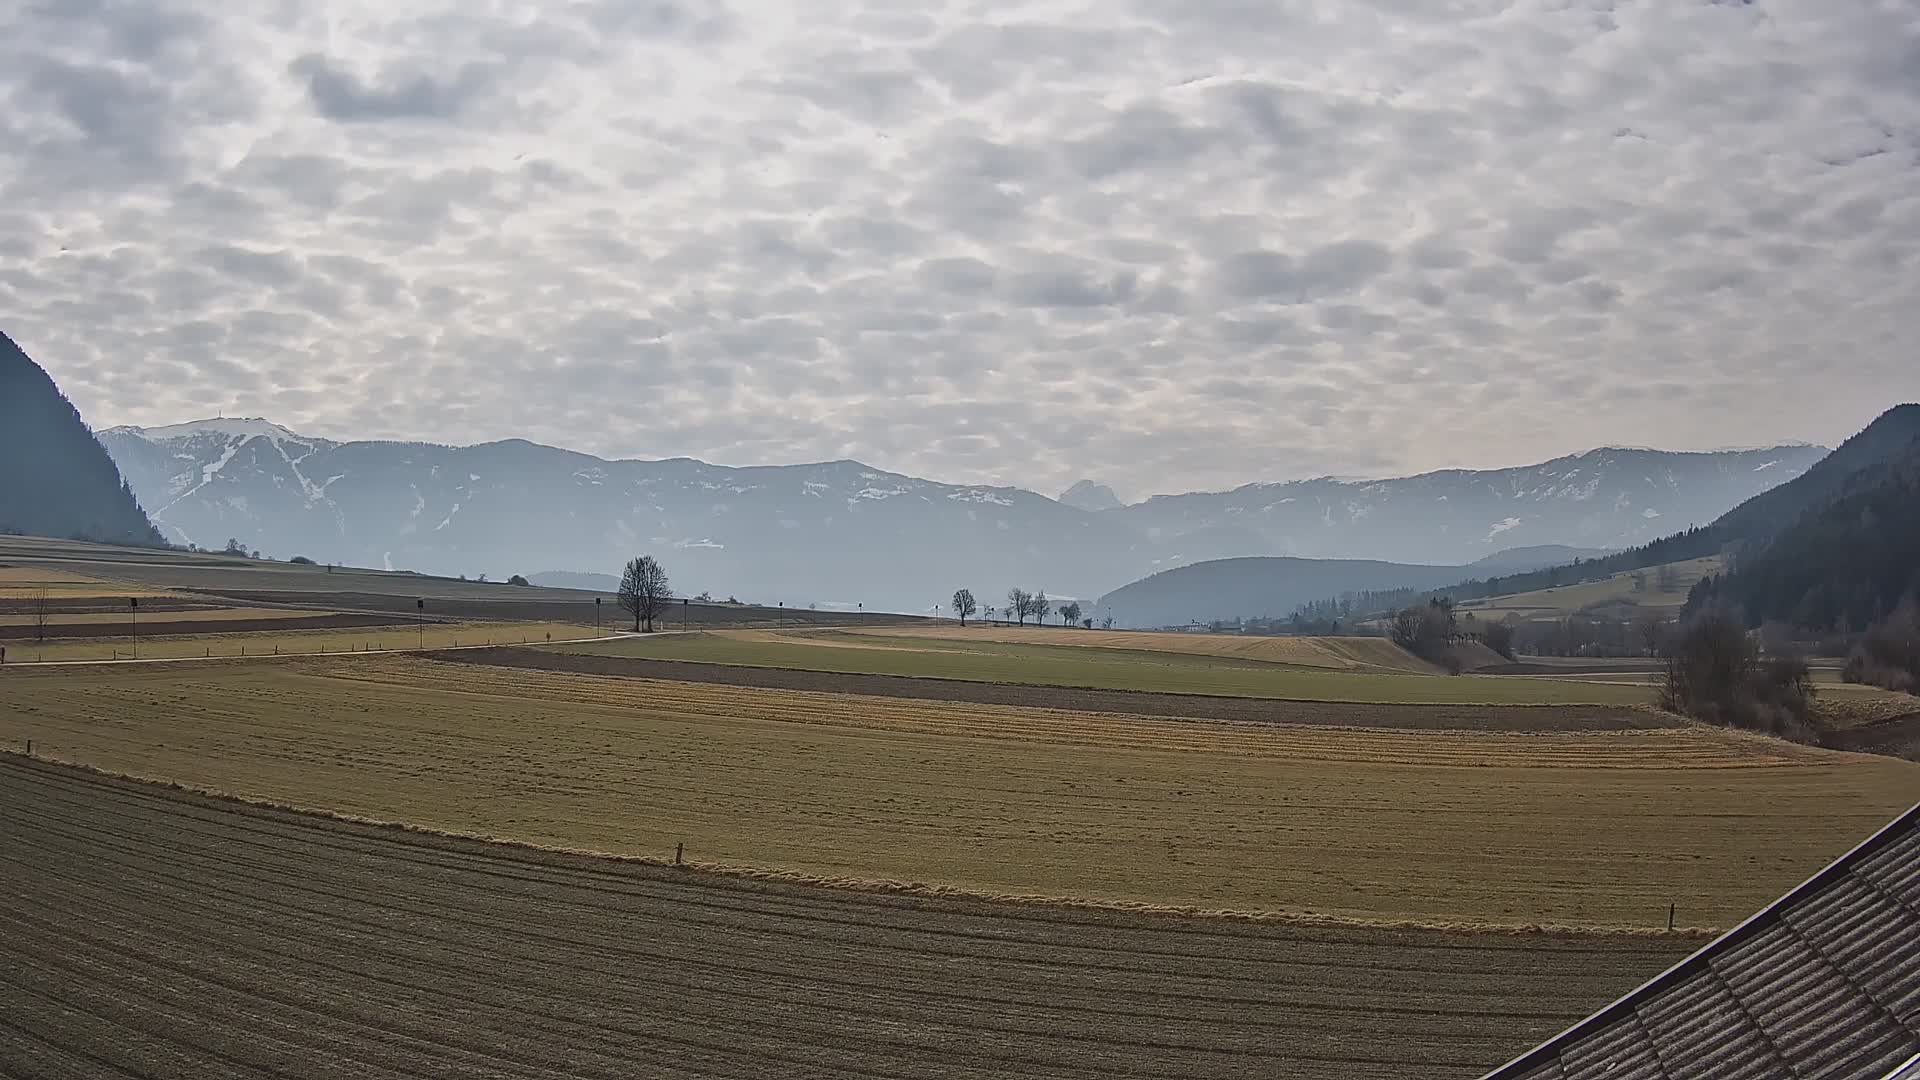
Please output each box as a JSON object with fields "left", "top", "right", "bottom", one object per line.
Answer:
{"left": 1710, "top": 404, "right": 1920, "bottom": 546}
{"left": 1419, "top": 405, "right": 1920, "bottom": 612}
{"left": 1685, "top": 414, "right": 1920, "bottom": 631}
{"left": 1096, "top": 407, "right": 1917, "bottom": 626}
{"left": 1097, "top": 556, "right": 1490, "bottom": 628}
{"left": 0, "top": 333, "right": 163, "bottom": 547}
{"left": 1468, "top": 545, "right": 1614, "bottom": 574}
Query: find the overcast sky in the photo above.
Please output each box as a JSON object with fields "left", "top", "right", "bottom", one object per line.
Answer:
{"left": 4, "top": 0, "right": 1917, "bottom": 499}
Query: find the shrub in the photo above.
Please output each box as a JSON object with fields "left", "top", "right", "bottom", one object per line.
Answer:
{"left": 1391, "top": 598, "right": 1463, "bottom": 673}
{"left": 289, "top": 555, "right": 315, "bottom": 565}
{"left": 1843, "top": 601, "right": 1920, "bottom": 694}
{"left": 507, "top": 574, "right": 531, "bottom": 586}
{"left": 1484, "top": 620, "right": 1516, "bottom": 661}
{"left": 1660, "top": 610, "right": 1819, "bottom": 741}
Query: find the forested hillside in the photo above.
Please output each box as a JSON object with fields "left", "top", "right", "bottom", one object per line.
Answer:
{"left": 0, "top": 332, "right": 163, "bottom": 546}
{"left": 1380, "top": 405, "right": 1920, "bottom": 617}
{"left": 1686, "top": 432, "right": 1920, "bottom": 631}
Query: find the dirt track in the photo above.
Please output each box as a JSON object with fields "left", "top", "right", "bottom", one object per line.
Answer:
{"left": 451, "top": 646, "right": 1677, "bottom": 731}
{"left": 0, "top": 755, "right": 1688, "bottom": 1079}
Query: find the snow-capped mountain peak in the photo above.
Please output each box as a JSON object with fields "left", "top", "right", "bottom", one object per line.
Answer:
{"left": 107, "top": 417, "right": 310, "bottom": 443}
{"left": 96, "top": 423, "right": 1829, "bottom": 611}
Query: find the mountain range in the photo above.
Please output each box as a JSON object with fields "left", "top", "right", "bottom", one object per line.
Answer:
{"left": 97, "top": 415, "right": 1825, "bottom": 612}
{"left": 0, "top": 332, "right": 161, "bottom": 547}
{"left": 1685, "top": 404, "right": 1920, "bottom": 632}
{"left": 1113, "top": 404, "right": 1920, "bottom": 630}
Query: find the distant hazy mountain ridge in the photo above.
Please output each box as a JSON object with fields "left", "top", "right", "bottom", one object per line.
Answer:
{"left": 0, "top": 333, "right": 163, "bottom": 547}
{"left": 99, "top": 418, "right": 1823, "bottom": 611}
{"left": 1058, "top": 480, "right": 1123, "bottom": 512}
{"left": 1097, "top": 406, "right": 1916, "bottom": 628}
{"left": 1685, "top": 404, "right": 1920, "bottom": 631}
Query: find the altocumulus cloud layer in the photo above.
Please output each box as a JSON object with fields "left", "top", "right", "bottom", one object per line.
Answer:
{"left": 3, "top": 0, "right": 1918, "bottom": 496}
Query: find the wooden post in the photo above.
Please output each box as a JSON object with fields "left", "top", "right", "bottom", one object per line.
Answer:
{"left": 675, "top": 842, "right": 683, "bottom": 866}
{"left": 1668, "top": 903, "right": 1675, "bottom": 931}
{"left": 24, "top": 739, "right": 31, "bottom": 757}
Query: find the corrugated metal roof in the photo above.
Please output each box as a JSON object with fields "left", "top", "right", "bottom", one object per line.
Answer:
{"left": 1485, "top": 803, "right": 1920, "bottom": 1080}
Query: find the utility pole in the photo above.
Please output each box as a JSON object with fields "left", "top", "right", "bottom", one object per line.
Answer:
{"left": 129, "top": 597, "right": 138, "bottom": 659}
{"left": 595, "top": 596, "right": 602, "bottom": 630}
{"left": 417, "top": 597, "right": 425, "bottom": 650}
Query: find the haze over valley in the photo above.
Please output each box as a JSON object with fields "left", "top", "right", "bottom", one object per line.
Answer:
{"left": 100, "top": 408, "right": 1823, "bottom": 615}
{"left": 5, "top": 2, "right": 1920, "bottom": 1078}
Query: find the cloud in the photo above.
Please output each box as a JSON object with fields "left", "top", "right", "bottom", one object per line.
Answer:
{"left": 1215, "top": 242, "right": 1394, "bottom": 303}
{"left": 292, "top": 53, "right": 498, "bottom": 122}
{"left": 1, "top": 0, "right": 1917, "bottom": 500}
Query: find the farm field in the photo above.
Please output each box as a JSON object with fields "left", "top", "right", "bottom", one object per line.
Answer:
{"left": 0, "top": 605, "right": 357, "bottom": 627}
{"left": 1456, "top": 556, "right": 1724, "bottom": 621}
{"left": 0, "top": 563, "right": 181, "bottom": 600}
{"left": 4, "top": 656, "right": 1914, "bottom": 928}
{"left": 2, "top": 621, "right": 593, "bottom": 662}
{"left": 547, "top": 629, "right": 1657, "bottom": 705}
{"left": 456, "top": 646, "right": 1675, "bottom": 730}
{"left": 862, "top": 625, "right": 1455, "bottom": 672}
{"left": 0, "top": 757, "right": 1694, "bottom": 1080}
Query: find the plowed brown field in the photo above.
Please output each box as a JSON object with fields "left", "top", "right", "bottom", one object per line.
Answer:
{"left": 4, "top": 656, "right": 1914, "bottom": 928}
{"left": 0, "top": 756, "right": 1691, "bottom": 1079}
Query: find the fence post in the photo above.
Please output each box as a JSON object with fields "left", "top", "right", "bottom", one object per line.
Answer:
{"left": 25, "top": 739, "right": 31, "bottom": 757}
{"left": 1668, "top": 903, "right": 1675, "bottom": 931}
{"left": 675, "top": 842, "right": 683, "bottom": 866}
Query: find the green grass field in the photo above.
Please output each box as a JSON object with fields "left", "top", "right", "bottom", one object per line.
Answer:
{"left": 547, "top": 630, "right": 1657, "bottom": 705}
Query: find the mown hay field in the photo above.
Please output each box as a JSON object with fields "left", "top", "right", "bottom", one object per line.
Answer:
{"left": 861, "top": 625, "right": 1449, "bottom": 672}
{"left": 0, "top": 606, "right": 348, "bottom": 627}
{"left": 548, "top": 629, "right": 1657, "bottom": 705}
{"left": 0, "top": 564, "right": 179, "bottom": 600}
{"left": 3, "top": 656, "right": 1913, "bottom": 928}
{"left": 0, "top": 757, "right": 1695, "bottom": 1080}
{"left": 4, "top": 620, "right": 594, "bottom": 662}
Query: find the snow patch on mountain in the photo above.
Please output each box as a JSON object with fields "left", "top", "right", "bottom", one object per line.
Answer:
{"left": 114, "top": 417, "right": 303, "bottom": 442}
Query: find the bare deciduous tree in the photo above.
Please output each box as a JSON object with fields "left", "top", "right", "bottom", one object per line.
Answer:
{"left": 1059, "top": 601, "right": 1083, "bottom": 626}
{"left": 1030, "top": 590, "right": 1051, "bottom": 626}
{"left": 31, "top": 588, "right": 50, "bottom": 642}
{"left": 1662, "top": 609, "right": 1816, "bottom": 740}
{"left": 951, "top": 588, "right": 977, "bottom": 626}
{"left": 1007, "top": 588, "right": 1031, "bottom": 627}
{"left": 618, "top": 555, "right": 672, "bottom": 632}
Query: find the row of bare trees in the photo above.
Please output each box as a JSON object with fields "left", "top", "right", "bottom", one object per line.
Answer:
{"left": 950, "top": 588, "right": 1085, "bottom": 628}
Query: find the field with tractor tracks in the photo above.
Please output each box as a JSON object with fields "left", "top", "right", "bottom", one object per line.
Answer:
{"left": 0, "top": 756, "right": 1698, "bottom": 1079}
{"left": 546, "top": 629, "right": 1655, "bottom": 705}
{"left": 3, "top": 655, "right": 1913, "bottom": 928}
